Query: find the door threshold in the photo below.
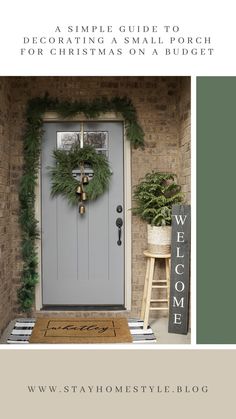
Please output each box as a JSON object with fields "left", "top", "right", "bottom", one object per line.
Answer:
{"left": 42, "top": 305, "right": 126, "bottom": 311}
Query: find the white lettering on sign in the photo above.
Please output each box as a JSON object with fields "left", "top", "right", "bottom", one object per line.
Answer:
{"left": 173, "top": 214, "right": 187, "bottom": 225}
{"left": 174, "top": 313, "right": 182, "bottom": 324}
{"left": 173, "top": 296, "right": 184, "bottom": 308}
{"left": 175, "top": 281, "right": 185, "bottom": 292}
{"left": 177, "top": 231, "right": 185, "bottom": 242}
{"left": 175, "top": 264, "right": 184, "bottom": 275}
{"left": 176, "top": 247, "right": 184, "bottom": 258}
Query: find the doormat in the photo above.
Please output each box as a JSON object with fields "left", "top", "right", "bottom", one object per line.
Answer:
{"left": 6, "top": 319, "right": 156, "bottom": 344}
{"left": 29, "top": 318, "right": 132, "bottom": 344}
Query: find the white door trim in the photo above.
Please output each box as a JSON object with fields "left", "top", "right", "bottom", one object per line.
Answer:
{"left": 35, "top": 112, "right": 132, "bottom": 311}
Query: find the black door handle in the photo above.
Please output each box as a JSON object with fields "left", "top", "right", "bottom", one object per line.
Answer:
{"left": 116, "top": 218, "right": 123, "bottom": 246}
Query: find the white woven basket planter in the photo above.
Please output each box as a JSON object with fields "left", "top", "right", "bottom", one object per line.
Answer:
{"left": 147, "top": 225, "right": 172, "bottom": 255}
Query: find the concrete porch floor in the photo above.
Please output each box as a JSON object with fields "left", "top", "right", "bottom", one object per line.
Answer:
{"left": 0, "top": 317, "right": 191, "bottom": 345}
{"left": 150, "top": 317, "right": 191, "bottom": 344}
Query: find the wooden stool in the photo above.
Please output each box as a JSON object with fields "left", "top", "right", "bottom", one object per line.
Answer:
{"left": 141, "top": 250, "right": 171, "bottom": 330}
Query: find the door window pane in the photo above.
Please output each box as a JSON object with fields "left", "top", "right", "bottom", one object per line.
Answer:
{"left": 57, "top": 132, "right": 80, "bottom": 150}
{"left": 57, "top": 130, "right": 109, "bottom": 156}
{"left": 84, "top": 131, "right": 108, "bottom": 156}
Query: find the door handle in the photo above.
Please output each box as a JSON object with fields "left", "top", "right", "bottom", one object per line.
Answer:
{"left": 116, "top": 218, "right": 123, "bottom": 246}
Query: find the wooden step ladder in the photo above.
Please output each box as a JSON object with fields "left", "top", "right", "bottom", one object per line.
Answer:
{"left": 141, "top": 250, "right": 171, "bottom": 330}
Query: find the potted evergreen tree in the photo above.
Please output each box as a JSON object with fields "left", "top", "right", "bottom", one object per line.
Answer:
{"left": 132, "top": 172, "right": 184, "bottom": 254}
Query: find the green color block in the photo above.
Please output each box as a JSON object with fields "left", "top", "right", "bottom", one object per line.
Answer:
{"left": 197, "top": 77, "right": 236, "bottom": 343}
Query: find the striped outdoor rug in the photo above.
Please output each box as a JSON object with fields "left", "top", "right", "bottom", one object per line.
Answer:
{"left": 7, "top": 319, "right": 156, "bottom": 344}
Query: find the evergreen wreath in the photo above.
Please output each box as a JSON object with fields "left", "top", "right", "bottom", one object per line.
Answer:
{"left": 18, "top": 94, "right": 144, "bottom": 311}
{"left": 49, "top": 144, "right": 111, "bottom": 206}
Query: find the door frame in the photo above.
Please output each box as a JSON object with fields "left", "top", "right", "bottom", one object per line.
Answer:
{"left": 35, "top": 112, "right": 132, "bottom": 311}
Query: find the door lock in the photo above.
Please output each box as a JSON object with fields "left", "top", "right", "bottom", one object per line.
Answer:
{"left": 116, "top": 218, "right": 123, "bottom": 246}
{"left": 116, "top": 205, "right": 123, "bottom": 213}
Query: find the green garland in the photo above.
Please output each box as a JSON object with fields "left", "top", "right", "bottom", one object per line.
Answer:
{"left": 18, "top": 94, "right": 144, "bottom": 311}
{"left": 49, "top": 145, "right": 111, "bottom": 205}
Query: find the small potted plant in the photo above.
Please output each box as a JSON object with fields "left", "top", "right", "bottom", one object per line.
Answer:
{"left": 132, "top": 172, "right": 184, "bottom": 254}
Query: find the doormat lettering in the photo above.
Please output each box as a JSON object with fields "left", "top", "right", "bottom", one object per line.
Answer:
{"left": 29, "top": 318, "right": 132, "bottom": 343}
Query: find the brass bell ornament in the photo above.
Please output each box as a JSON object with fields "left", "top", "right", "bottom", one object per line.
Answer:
{"left": 82, "top": 175, "right": 89, "bottom": 185}
{"left": 81, "top": 191, "right": 87, "bottom": 201}
{"left": 76, "top": 184, "right": 82, "bottom": 195}
{"left": 79, "top": 204, "right": 86, "bottom": 214}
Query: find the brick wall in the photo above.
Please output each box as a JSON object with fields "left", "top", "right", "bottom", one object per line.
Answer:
{"left": 0, "top": 79, "right": 13, "bottom": 334}
{"left": 178, "top": 77, "right": 191, "bottom": 204}
{"left": 0, "top": 76, "right": 191, "bottom": 331}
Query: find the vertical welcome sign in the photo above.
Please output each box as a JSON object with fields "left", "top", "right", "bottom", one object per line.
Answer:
{"left": 168, "top": 205, "right": 191, "bottom": 335}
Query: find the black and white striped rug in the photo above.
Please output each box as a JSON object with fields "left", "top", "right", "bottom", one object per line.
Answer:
{"left": 7, "top": 319, "right": 156, "bottom": 344}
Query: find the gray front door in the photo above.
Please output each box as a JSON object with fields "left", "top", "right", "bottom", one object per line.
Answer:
{"left": 41, "top": 121, "right": 124, "bottom": 307}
